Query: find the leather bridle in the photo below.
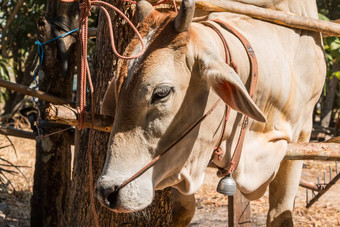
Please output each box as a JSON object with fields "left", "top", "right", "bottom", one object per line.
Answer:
{"left": 115, "top": 19, "right": 259, "bottom": 192}
{"left": 204, "top": 19, "right": 259, "bottom": 176}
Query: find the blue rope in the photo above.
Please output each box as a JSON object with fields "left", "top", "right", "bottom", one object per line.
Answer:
{"left": 33, "top": 28, "right": 79, "bottom": 87}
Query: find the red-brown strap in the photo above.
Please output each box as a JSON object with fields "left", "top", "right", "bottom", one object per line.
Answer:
{"left": 206, "top": 19, "right": 259, "bottom": 176}
{"left": 115, "top": 19, "right": 259, "bottom": 192}
{"left": 116, "top": 99, "right": 222, "bottom": 192}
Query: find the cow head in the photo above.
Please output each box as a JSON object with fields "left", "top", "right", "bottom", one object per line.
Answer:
{"left": 96, "top": 0, "right": 266, "bottom": 213}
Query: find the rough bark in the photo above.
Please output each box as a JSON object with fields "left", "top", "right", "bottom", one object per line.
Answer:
{"left": 321, "top": 63, "right": 340, "bottom": 128}
{"left": 63, "top": 0, "right": 172, "bottom": 226}
{"left": 30, "top": 1, "right": 79, "bottom": 226}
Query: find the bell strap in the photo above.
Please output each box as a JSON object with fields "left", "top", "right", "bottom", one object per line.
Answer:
{"left": 205, "top": 19, "right": 259, "bottom": 176}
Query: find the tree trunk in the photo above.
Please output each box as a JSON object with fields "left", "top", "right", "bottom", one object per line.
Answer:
{"left": 30, "top": 1, "right": 79, "bottom": 226}
{"left": 321, "top": 63, "right": 340, "bottom": 128}
{"left": 63, "top": 0, "right": 173, "bottom": 226}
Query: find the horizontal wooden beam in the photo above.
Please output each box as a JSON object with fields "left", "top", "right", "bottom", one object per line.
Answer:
{"left": 46, "top": 105, "right": 340, "bottom": 160}
{"left": 0, "top": 127, "right": 36, "bottom": 140}
{"left": 187, "top": 0, "right": 340, "bottom": 37}
{"left": 46, "top": 104, "right": 113, "bottom": 132}
{"left": 0, "top": 79, "right": 75, "bottom": 107}
{"left": 299, "top": 179, "right": 321, "bottom": 191}
{"left": 285, "top": 142, "right": 340, "bottom": 161}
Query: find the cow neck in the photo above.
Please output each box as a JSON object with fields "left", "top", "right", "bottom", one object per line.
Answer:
{"left": 115, "top": 19, "right": 259, "bottom": 192}
{"left": 202, "top": 19, "right": 259, "bottom": 176}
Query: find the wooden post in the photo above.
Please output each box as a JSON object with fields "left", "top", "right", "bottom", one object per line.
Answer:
{"left": 30, "top": 1, "right": 79, "bottom": 226}
{"left": 228, "top": 189, "right": 252, "bottom": 227}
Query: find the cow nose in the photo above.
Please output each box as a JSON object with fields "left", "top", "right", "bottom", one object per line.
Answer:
{"left": 106, "top": 190, "right": 118, "bottom": 209}
{"left": 97, "top": 186, "right": 119, "bottom": 209}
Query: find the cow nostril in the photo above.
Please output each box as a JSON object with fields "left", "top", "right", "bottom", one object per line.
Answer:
{"left": 105, "top": 190, "right": 118, "bottom": 209}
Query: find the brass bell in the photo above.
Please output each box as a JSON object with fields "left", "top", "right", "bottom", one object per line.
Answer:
{"left": 216, "top": 174, "right": 236, "bottom": 196}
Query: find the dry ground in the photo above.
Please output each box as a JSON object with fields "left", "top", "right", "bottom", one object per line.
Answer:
{"left": 191, "top": 166, "right": 340, "bottom": 226}
{"left": 0, "top": 135, "right": 339, "bottom": 226}
{"left": 0, "top": 135, "right": 35, "bottom": 227}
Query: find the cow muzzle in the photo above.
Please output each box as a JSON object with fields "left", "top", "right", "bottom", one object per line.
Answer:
{"left": 96, "top": 174, "right": 154, "bottom": 213}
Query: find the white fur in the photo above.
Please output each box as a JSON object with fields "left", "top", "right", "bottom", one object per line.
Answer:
{"left": 126, "top": 29, "right": 157, "bottom": 88}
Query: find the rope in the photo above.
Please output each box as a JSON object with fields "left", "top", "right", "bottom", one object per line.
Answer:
{"left": 77, "top": 1, "right": 148, "bottom": 225}
{"left": 35, "top": 127, "right": 73, "bottom": 140}
{"left": 33, "top": 28, "right": 79, "bottom": 88}
{"left": 60, "top": 0, "right": 175, "bottom": 224}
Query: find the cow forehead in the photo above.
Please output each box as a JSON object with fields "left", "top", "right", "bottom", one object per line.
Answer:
{"left": 114, "top": 11, "right": 191, "bottom": 97}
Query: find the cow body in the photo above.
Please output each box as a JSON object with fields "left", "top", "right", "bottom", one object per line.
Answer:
{"left": 97, "top": 0, "right": 326, "bottom": 225}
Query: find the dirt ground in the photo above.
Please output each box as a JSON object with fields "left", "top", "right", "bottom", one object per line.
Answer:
{"left": 191, "top": 166, "right": 340, "bottom": 226}
{"left": 0, "top": 135, "right": 339, "bottom": 226}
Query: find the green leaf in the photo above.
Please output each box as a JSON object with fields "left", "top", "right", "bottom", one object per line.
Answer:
{"left": 333, "top": 71, "right": 340, "bottom": 80}
{"left": 318, "top": 13, "right": 330, "bottom": 21}
{"left": 329, "top": 38, "right": 340, "bottom": 51}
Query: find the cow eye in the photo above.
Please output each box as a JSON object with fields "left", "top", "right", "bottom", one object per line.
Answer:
{"left": 151, "top": 85, "right": 173, "bottom": 104}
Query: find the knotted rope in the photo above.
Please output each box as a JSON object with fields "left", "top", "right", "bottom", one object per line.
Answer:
{"left": 59, "top": 0, "right": 148, "bottom": 225}
{"left": 59, "top": 0, "right": 177, "bottom": 225}
{"left": 33, "top": 28, "right": 79, "bottom": 88}
{"left": 76, "top": 0, "right": 146, "bottom": 131}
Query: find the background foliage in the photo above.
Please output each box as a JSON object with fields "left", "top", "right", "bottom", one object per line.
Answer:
{"left": 0, "top": 0, "right": 45, "bottom": 103}
{"left": 317, "top": 0, "right": 340, "bottom": 129}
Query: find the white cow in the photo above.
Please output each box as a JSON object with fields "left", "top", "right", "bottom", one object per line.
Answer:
{"left": 96, "top": 0, "right": 326, "bottom": 226}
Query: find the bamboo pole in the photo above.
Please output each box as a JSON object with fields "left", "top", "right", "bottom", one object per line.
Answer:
{"left": 179, "top": 0, "right": 340, "bottom": 37}
{"left": 285, "top": 143, "right": 340, "bottom": 161}
{"left": 0, "top": 79, "right": 75, "bottom": 107}
{"left": 46, "top": 104, "right": 113, "bottom": 132}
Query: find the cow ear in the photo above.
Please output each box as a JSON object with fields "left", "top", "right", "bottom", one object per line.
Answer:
{"left": 200, "top": 54, "right": 266, "bottom": 123}
{"left": 101, "top": 80, "right": 116, "bottom": 118}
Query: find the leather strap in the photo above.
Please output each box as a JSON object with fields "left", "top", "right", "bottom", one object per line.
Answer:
{"left": 204, "top": 19, "right": 259, "bottom": 175}
{"left": 115, "top": 19, "right": 260, "bottom": 192}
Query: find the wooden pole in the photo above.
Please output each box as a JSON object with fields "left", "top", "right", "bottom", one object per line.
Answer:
{"left": 175, "top": 0, "right": 340, "bottom": 37}
{"left": 228, "top": 189, "right": 252, "bottom": 227}
{"left": 0, "top": 79, "right": 75, "bottom": 107}
{"left": 285, "top": 143, "right": 340, "bottom": 161}
{"left": 0, "top": 127, "right": 35, "bottom": 140}
{"left": 299, "top": 179, "right": 321, "bottom": 191}
{"left": 46, "top": 104, "right": 113, "bottom": 132}
{"left": 45, "top": 106, "right": 340, "bottom": 161}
